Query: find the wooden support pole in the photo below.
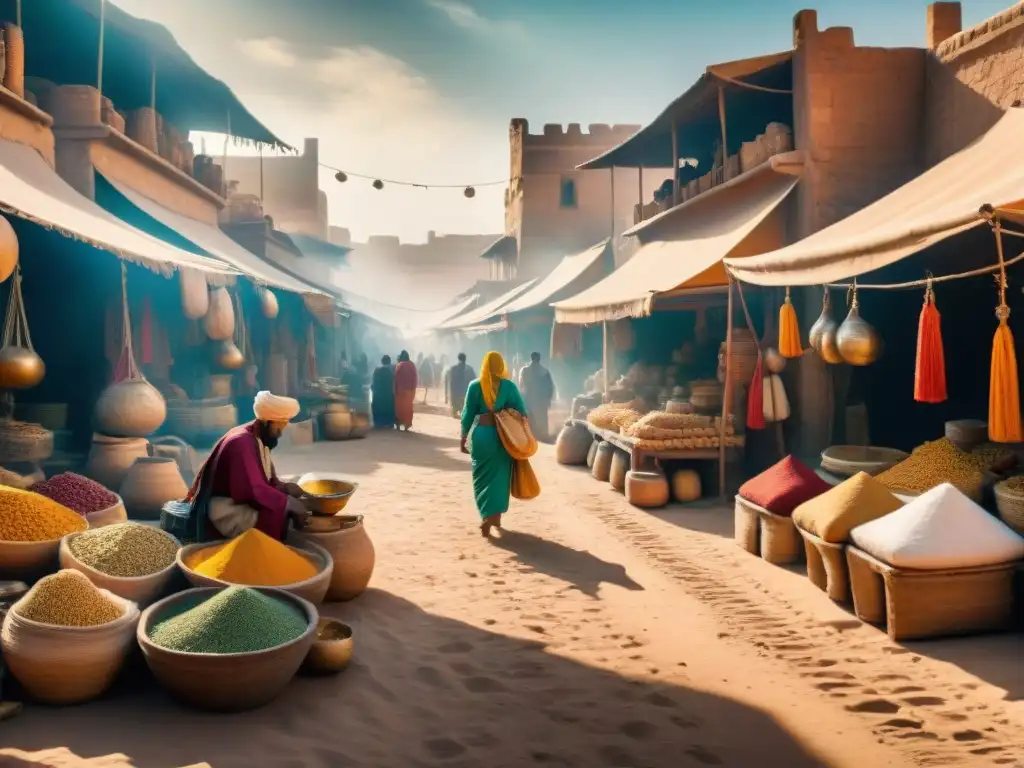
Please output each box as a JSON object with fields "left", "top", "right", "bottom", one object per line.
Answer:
{"left": 717, "top": 84, "right": 728, "bottom": 167}
{"left": 602, "top": 321, "right": 610, "bottom": 398}
{"left": 97, "top": 0, "right": 107, "bottom": 97}
{"left": 637, "top": 165, "right": 644, "bottom": 223}
{"left": 609, "top": 166, "right": 616, "bottom": 240}
{"left": 150, "top": 55, "right": 157, "bottom": 110}
{"left": 671, "top": 120, "right": 680, "bottom": 207}
{"left": 719, "top": 277, "right": 735, "bottom": 500}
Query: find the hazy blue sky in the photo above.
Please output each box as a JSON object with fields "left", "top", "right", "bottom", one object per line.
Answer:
{"left": 113, "top": 0, "right": 1008, "bottom": 242}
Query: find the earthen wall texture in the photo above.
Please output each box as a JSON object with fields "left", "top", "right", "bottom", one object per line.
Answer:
{"left": 925, "top": 4, "right": 1024, "bottom": 164}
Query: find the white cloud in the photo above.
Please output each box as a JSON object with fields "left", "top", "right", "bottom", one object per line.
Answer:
{"left": 235, "top": 37, "right": 297, "bottom": 68}
{"left": 425, "top": 0, "right": 527, "bottom": 38}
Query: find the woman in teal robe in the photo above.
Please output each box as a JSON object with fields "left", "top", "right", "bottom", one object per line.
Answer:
{"left": 460, "top": 351, "right": 527, "bottom": 536}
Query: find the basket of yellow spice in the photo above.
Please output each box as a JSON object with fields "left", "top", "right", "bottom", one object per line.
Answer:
{"left": 1, "top": 570, "right": 140, "bottom": 704}
{"left": 138, "top": 586, "right": 317, "bottom": 712}
{"left": 993, "top": 475, "right": 1024, "bottom": 535}
{"left": 875, "top": 438, "right": 987, "bottom": 503}
{"left": 0, "top": 486, "right": 88, "bottom": 580}
{"left": 59, "top": 522, "right": 181, "bottom": 607}
{"left": 176, "top": 529, "right": 333, "bottom": 605}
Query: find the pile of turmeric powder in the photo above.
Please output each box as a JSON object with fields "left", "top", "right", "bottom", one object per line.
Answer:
{"left": 185, "top": 529, "right": 318, "bottom": 587}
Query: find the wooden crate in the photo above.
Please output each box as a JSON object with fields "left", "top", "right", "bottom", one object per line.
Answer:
{"left": 845, "top": 545, "right": 1019, "bottom": 641}
{"left": 797, "top": 527, "right": 850, "bottom": 603}
{"left": 733, "top": 496, "right": 802, "bottom": 565}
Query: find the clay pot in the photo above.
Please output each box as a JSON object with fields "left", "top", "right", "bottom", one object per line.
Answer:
{"left": 0, "top": 346, "right": 44, "bottom": 389}
{"left": 292, "top": 517, "right": 375, "bottom": 601}
{"left": 94, "top": 379, "right": 167, "bottom": 437}
{"left": 120, "top": 457, "right": 188, "bottom": 521}
{"left": 0, "top": 214, "right": 17, "bottom": 284}
{"left": 85, "top": 434, "right": 150, "bottom": 491}
{"left": 837, "top": 299, "right": 882, "bottom": 366}
{"left": 808, "top": 290, "right": 843, "bottom": 364}
{"left": 213, "top": 340, "right": 244, "bottom": 371}
{"left": 321, "top": 411, "right": 352, "bottom": 440}
{"left": 260, "top": 288, "right": 279, "bottom": 319}
{"left": 203, "top": 288, "right": 234, "bottom": 341}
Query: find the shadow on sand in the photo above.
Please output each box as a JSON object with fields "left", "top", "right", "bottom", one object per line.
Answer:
{"left": 487, "top": 529, "right": 643, "bottom": 598}
{"left": 3, "top": 589, "right": 827, "bottom": 768}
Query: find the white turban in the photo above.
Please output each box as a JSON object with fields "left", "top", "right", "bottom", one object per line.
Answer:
{"left": 253, "top": 391, "right": 300, "bottom": 422}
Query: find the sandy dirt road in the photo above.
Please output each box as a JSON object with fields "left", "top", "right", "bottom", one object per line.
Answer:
{"left": 2, "top": 411, "right": 1021, "bottom": 768}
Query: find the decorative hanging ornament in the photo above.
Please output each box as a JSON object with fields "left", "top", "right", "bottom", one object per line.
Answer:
{"left": 836, "top": 283, "right": 882, "bottom": 366}
{"left": 988, "top": 250, "right": 1021, "bottom": 442}
{"left": 808, "top": 287, "right": 843, "bottom": 364}
{"left": 464, "top": 186, "right": 476, "bottom": 199}
{"left": 913, "top": 279, "right": 947, "bottom": 404}
{"left": 746, "top": 353, "right": 765, "bottom": 430}
{"left": 372, "top": 179, "right": 384, "bottom": 190}
{"left": 0, "top": 266, "right": 44, "bottom": 389}
{"left": 777, "top": 287, "right": 802, "bottom": 358}
{"left": 0, "top": 213, "right": 19, "bottom": 285}
{"left": 334, "top": 171, "right": 348, "bottom": 183}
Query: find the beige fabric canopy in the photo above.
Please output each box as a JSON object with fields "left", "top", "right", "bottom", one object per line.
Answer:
{"left": 725, "top": 108, "right": 1024, "bottom": 286}
{"left": 437, "top": 279, "right": 538, "bottom": 330}
{"left": 482, "top": 239, "right": 610, "bottom": 325}
{"left": 553, "top": 168, "right": 799, "bottom": 324}
{"left": 102, "top": 174, "right": 320, "bottom": 295}
{"left": 0, "top": 140, "right": 234, "bottom": 278}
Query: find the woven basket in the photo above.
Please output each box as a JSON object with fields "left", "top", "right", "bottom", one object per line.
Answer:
{"left": 1, "top": 586, "right": 139, "bottom": 704}
{"left": 733, "top": 496, "right": 802, "bottom": 565}
{"left": 0, "top": 422, "right": 54, "bottom": 464}
{"left": 820, "top": 445, "right": 909, "bottom": 478}
{"left": 993, "top": 480, "right": 1024, "bottom": 536}
{"left": 59, "top": 530, "right": 181, "bottom": 607}
{"left": 796, "top": 527, "right": 850, "bottom": 603}
{"left": 137, "top": 587, "right": 317, "bottom": 712}
{"left": 176, "top": 538, "right": 333, "bottom": 606}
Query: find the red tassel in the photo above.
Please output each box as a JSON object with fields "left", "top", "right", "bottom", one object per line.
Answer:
{"left": 914, "top": 284, "right": 947, "bottom": 404}
{"left": 747, "top": 354, "right": 766, "bottom": 430}
{"left": 140, "top": 297, "right": 153, "bottom": 365}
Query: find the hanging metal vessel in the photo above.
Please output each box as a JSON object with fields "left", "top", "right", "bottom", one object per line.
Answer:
{"left": 837, "top": 289, "right": 883, "bottom": 366}
{"left": 808, "top": 289, "right": 843, "bottom": 364}
{"left": 214, "top": 340, "right": 245, "bottom": 370}
{"left": 0, "top": 346, "right": 44, "bottom": 389}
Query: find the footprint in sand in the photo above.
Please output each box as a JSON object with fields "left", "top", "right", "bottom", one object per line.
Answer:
{"left": 463, "top": 676, "right": 508, "bottom": 694}
{"left": 881, "top": 718, "right": 923, "bottom": 730}
{"left": 902, "top": 696, "right": 946, "bottom": 707}
{"left": 618, "top": 721, "right": 658, "bottom": 740}
{"left": 598, "top": 745, "right": 636, "bottom": 766}
{"left": 846, "top": 698, "right": 901, "bottom": 714}
{"left": 645, "top": 692, "right": 677, "bottom": 708}
{"left": 685, "top": 745, "right": 724, "bottom": 765}
{"left": 424, "top": 738, "right": 466, "bottom": 759}
{"left": 670, "top": 715, "right": 699, "bottom": 729}
{"left": 816, "top": 682, "right": 857, "bottom": 692}
{"left": 415, "top": 666, "right": 448, "bottom": 689}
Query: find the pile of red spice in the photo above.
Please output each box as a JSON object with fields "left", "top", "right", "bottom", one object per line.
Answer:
{"left": 30, "top": 472, "right": 119, "bottom": 515}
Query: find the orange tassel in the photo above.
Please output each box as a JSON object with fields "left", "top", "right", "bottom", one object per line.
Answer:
{"left": 913, "top": 283, "right": 946, "bottom": 404}
{"left": 989, "top": 304, "right": 1022, "bottom": 443}
{"left": 778, "top": 287, "right": 802, "bottom": 358}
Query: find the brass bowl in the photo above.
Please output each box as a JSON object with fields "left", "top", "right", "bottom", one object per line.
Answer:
{"left": 298, "top": 472, "right": 358, "bottom": 516}
{"left": 301, "top": 514, "right": 361, "bottom": 534}
{"left": 302, "top": 618, "right": 354, "bottom": 675}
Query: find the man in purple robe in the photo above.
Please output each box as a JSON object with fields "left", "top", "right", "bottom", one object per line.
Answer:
{"left": 185, "top": 391, "right": 310, "bottom": 542}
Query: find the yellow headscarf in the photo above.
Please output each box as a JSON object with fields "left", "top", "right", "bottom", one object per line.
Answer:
{"left": 479, "top": 351, "right": 508, "bottom": 410}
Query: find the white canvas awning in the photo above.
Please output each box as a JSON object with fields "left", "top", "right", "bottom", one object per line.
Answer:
{"left": 438, "top": 279, "right": 538, "bottom": 331}
{"left": 553, "top": 164, "right": 799, "bottom": 324}
{"left": 0, "top": 140, "right": 235, "bottom": 278}
{"left": 495, "top": 240, "right": 610, "bottom": 321}
{"left": 100, "top": 174, "right": 321, "bottom": 295}
{"left": 725, "top": 108, "right": 1024, "bottom": 286}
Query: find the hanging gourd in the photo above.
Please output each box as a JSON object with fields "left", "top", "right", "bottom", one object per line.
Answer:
{"left": 762, "top": 374, "right": 791, "bottom": 422}
{"left": 913, "top": 280, "right": 947, "bottom": 404}
{"left": 808, "top": 287, "right": 843, "bottom": 364}
{"left": 746, "top": 353, "right": 765, "bottom": 430}
{"left": 203, "top": 287, "right": 235, "bottom": 340}
{"left": 179, "top": 267, "right": 209, "bottom": 320}
{"left": 988, "top": 233, "right": 1021, "bottom": 443}
{"left": 215, "top": 290, "right": 248, "bottom": 371}
{"left": 260, "top": 286, "right": 279, "bottom": 319}
{"left": 0, "top": 213, "right": 19, "bottom": 285}
{"left": 93, "top": 265, "right": 166, "bottom": 437}
{"left": 777, "top": 287, "right": 802, "bottom": 358}
{"left": 836, "top": 284, "right": 882, "bottom": 366}
{"left": 0, "top": 266, "right": 44, "bottom": 389}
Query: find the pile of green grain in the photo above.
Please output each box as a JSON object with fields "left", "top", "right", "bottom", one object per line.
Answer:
{"left": 15, "top": 570, "right": 124, "bottom": 627}
{"left": 148, "top": 586, "right": 308, "bottom": 654}
{"left": 68, "top": 522, "right": 178, "bottom": 578}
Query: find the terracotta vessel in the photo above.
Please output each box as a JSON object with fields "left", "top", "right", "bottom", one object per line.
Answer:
{"left": 321, "top": 411, "right": 353, "bottom": 440}
{"left": 85, "top": 434, "right": 150, "bottom": 491}
{"left": 120, "top": 457, "right": 188, "bottom": 521}
{"left": 94, "top": 379, "right": 167, "bottom": 437}
{"left": 292, "top": 517, "right": 375, "bottom": 601}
